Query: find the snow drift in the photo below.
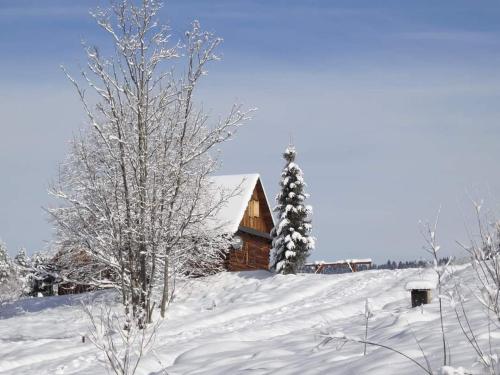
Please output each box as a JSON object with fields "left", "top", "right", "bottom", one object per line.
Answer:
{"left": 0, "top": 264, "right": 496, "bottom": 374}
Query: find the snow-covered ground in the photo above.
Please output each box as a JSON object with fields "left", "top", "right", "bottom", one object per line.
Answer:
{"left": 0, "top": 264, "right": 496, "bottom": 374}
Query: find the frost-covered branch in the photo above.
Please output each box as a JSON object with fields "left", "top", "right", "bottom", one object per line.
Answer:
{"left": 419, "top": 208, "right": 450, "bottom": 366}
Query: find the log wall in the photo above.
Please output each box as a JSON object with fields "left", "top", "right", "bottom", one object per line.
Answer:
{"left": 226, "top": 179, "right": 274, "bottom": 272}
{"left": 225, "top": 232, "right": 271, "bottom": 271}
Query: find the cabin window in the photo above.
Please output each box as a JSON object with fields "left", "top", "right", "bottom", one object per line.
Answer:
{"left": 231, "top": 236, "right": 243, "bottom": 250}
{"left": 249, "top": 199, "right": 260, "bottom": 218}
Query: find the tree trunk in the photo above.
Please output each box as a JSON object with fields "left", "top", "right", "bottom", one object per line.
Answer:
{"left": 160, "top": 251, "right": 169, "bottom": 318}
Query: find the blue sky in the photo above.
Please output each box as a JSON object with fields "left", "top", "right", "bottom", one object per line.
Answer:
{"left": 1, "top": 1, "right": 500, "bottom": 263}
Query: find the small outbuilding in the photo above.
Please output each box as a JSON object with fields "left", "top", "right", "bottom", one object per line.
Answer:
{"left": 405, "top": 280, "right": 436, "bottom": 308}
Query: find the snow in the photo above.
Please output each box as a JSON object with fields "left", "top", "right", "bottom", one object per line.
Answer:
{"left": 0, "top": 264, "right": 497, "bottom": 374}
{"left": 405, "top": 279, "right": 437, "bottom": 290}
{"left": 277, "top": 218, "right": 290, "bottom": 235}
{"left": 440, "top": 366, "right": 467, "bottom": 375}
{"left": 205, "top": 174, "right": 273, "bottom": 234}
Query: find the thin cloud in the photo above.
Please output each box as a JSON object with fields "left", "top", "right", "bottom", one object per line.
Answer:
{"left": 396, "top": 30, "right": 500, "bottom": 44}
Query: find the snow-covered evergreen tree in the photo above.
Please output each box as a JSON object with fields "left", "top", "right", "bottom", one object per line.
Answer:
{"left": 0, "top": 240, "right": 22, "bottom": 304}
{"left": 270, "top": 145, "right": 315, "bottom": 274}
{"left": 14, "top": 247, "right": 30, "bottom": 269}
{"left": 13, "top": 247, "right": 32, "bottom": 296}
{"left": 0, "top": 240, "right": 11, "bottom": 283}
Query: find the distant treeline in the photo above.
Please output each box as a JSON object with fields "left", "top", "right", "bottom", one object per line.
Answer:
{"left": 372, "top": 257, "right": 451, "bottom": 270}
{"left": 301, "top": 257, "right": 451, "bottom": 274}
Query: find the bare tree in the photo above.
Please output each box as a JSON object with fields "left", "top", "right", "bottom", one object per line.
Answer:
{"left": 48, "top": 0, "right": 252, "bottom": 326}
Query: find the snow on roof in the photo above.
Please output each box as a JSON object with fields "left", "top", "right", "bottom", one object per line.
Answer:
{"left": 405, "top": 279, "right": 437, "bottom": 290}
{"left": 206, "top": 174, "right": 272, "bottom": 234}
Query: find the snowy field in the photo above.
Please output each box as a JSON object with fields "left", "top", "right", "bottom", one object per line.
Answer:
{"left": 0, "top": 264, "right": 496, "bottom": 374}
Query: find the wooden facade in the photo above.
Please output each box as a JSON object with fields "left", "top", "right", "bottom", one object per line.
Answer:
{"left": 225, "top": 179, "right": 274, "bottom": 271}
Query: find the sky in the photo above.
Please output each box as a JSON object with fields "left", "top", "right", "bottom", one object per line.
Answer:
{"left": 1, "top": 1, "right": 500, "bottom": 264}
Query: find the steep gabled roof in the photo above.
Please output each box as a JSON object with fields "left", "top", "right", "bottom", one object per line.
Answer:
{"left": 206, "top": 174, "right": 274, "bottom": 234}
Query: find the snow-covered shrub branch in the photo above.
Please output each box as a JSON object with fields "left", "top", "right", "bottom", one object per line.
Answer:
{"left": 83, "top": 299, "right": 159, "bottom": 375}
{"left": 317, "top": 331, "right": 433, "bottom": 374}
{"left": 453, "top": 201, "right": 500, "bottom": 373}
{"left": 419, "top": 209, "right": 452, "bottom": 367}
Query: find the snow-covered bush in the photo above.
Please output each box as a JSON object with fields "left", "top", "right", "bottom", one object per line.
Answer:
{"left": 84, "top": 300, "right": 158, "bottom": 375}
{"left": 270, "top": 145, "right": 315, "bottom": 274}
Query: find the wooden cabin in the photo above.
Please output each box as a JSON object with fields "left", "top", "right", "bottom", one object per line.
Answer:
{"left": 208, "top": 174, "right": 275, "bottom": 271}
{"left": 52, "top": 174, "right": 275, "bottom": 295}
